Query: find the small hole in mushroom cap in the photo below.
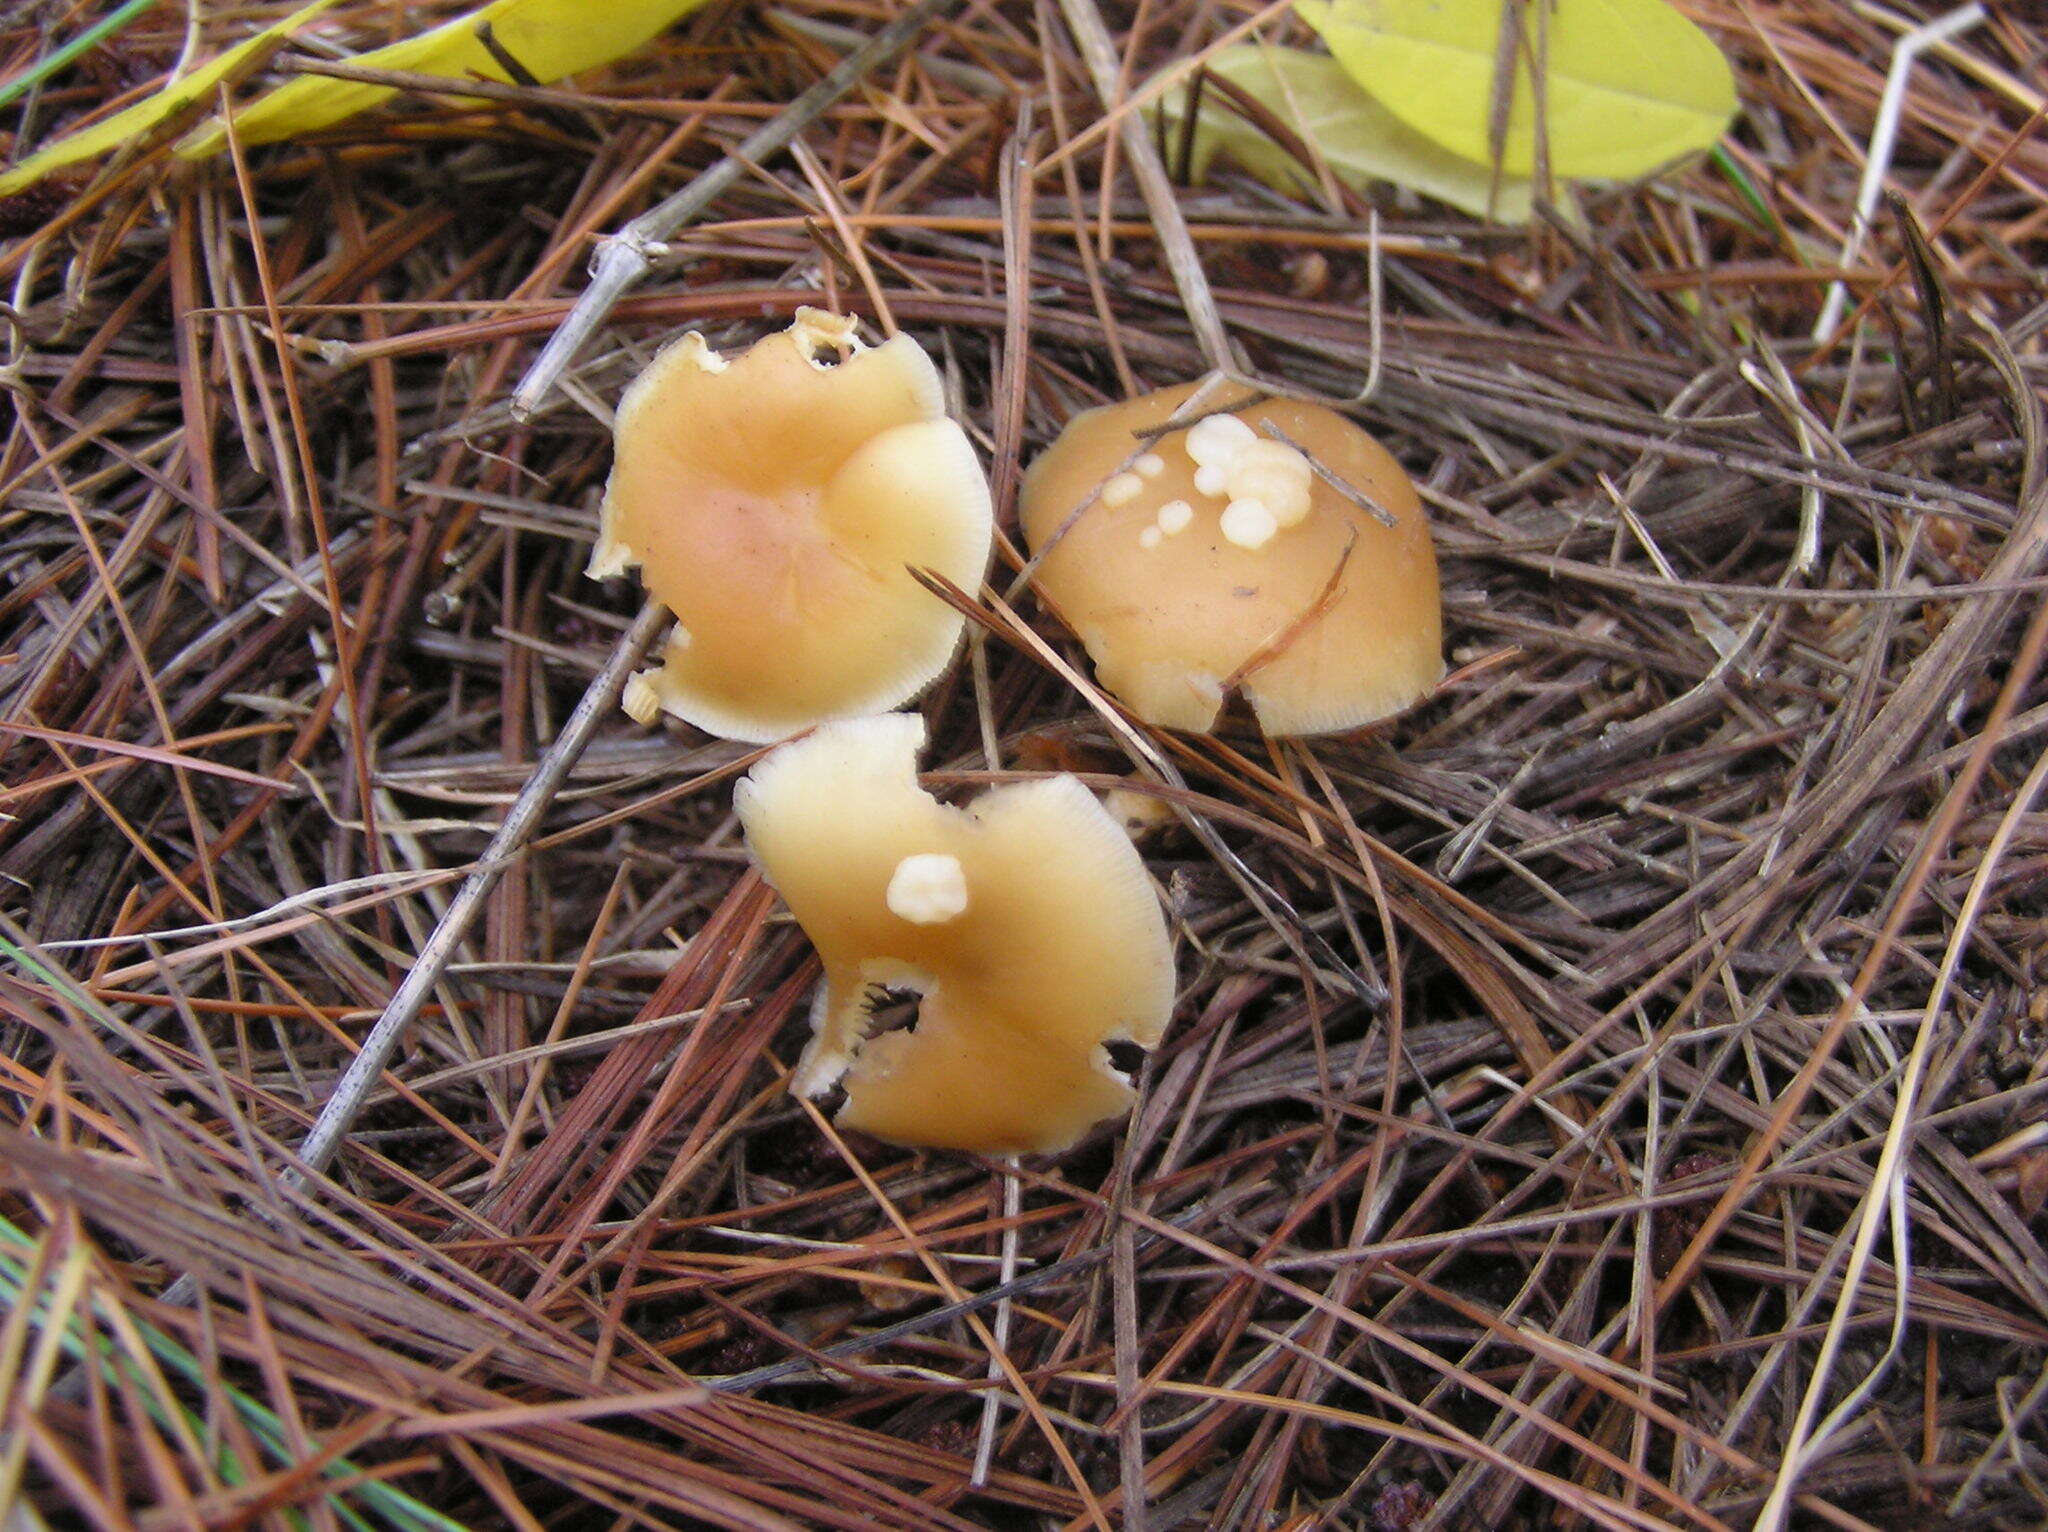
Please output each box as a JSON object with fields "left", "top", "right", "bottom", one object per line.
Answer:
{"left": 1104, "top": 1039, "right": 1146, "bottom": 1077}
{"left": 811, "top": 1080, "right": 850, "bottom": 1116}
{"left": 862, "top": 984, "right": 925, "bottom": 1038}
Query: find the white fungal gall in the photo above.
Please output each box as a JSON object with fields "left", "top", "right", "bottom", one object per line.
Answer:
{"left": 1193, "top": 463, "right": 1229, "bottom": 498}
{"left": 1220, "top": 498, "right": 1279, "bottom": 549}
{"left": 1228, "top": 466, "right": 1309, "bottom": 520}
{"left": 1266, "top": 486, "right": 1314, "bottom": 529}
{"left": 886, "top": 852, "right": 970, "bottom": 924}
{"left": 1139, "top": 526, "right": 1163, "bottom": 549}
{"left": 1101, "top": 471, "right": 1144, "bottom": 508}
{"left": 1134, "top": 453, "right": 1166, "bottom": 478}
{"left": 1156, "top": 499, "right": 1193, "bottom": 535}
{"left": 1186, "top": 412, "right": 1257, "bottom": 467}
{"left": 1228, "top": 445, "right": 1314, "bottom": 529}
{"left": 1240, "top": 481, "right": 1309, "bottom": 529}
{"left": 1233, "top": 439, "right": 1310, "bottom": 481}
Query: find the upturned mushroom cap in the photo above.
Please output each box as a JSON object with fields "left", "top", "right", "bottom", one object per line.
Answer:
{"left": 736, "top": 714, "right": 1175, "bottom": 1156}
{"left": 593, "top": 310, "right": 993, "bottom": 743}
{"left": 1019, "top": 384, "right": 1443, "bottom": 736}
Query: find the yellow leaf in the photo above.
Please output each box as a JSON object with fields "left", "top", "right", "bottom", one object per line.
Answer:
{"left": 1298, "top": 0, "right": 1737, "bottom": 181}
{"left": 1159, "top": 44, "right": 1534, "bottom": 223}
{"left": 180, "top": 0, "right": 715, "bottom": 157}
{"left": 0, "top": 0, "right": 342, "bottom": 197}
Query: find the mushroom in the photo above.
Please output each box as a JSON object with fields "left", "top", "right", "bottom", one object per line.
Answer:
{"left": 592, "top": 309, "right": 993, "bottom": 743}
{"left": 736, "top": 714, "right": 1175, "bottom": 1155}
{"left": 1019, "top": 384, "right": 1443, "bottom": 736}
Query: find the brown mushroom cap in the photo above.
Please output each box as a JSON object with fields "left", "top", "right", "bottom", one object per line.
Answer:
{"left": 593, "top": 310, "right": 993, "bottom": 743}
{"left": 736, "top": 714, "right": 1175, "bottom": 1156}
{"left": 1019, "top": 383, "right": 1443, "bottom": 736}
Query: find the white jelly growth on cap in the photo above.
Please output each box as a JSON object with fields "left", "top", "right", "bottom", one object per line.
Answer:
{"left": 1219, "top": 498, "right": 1278, "bottom": 549}
{"left": 1184, "top": 414, "right": 1312, "bottom": 533}
{"left": 1185, "top": 412, "right": 1257, "bottom": 468}
{"left": 886, "top": 853, "right": 969, "bottom": 924}
{"left": 1101, "top": 472, "right": 1144, "bottom": 508}
{"left": 1226, "top": 439, "right": 1313, "bottom": 528}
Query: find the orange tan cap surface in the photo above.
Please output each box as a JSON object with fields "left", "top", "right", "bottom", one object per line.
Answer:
{"left": 736, "top": 714, "right": 1175, "bottom": 1156}
{"left": 592, "top": 309, "right": 993, "bottom": 743}
{"left": 1019, "top": 383, "right": 1443, "bottom": 736}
